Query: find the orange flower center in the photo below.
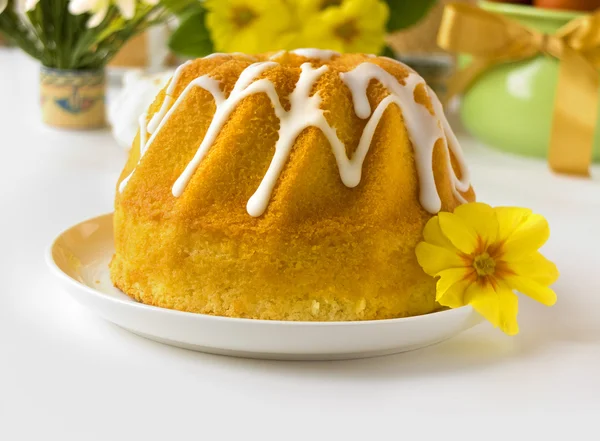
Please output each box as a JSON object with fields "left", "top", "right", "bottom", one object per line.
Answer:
{"left": 473, "top": 253, "right": 496, "bottom": 277}
{"left": 335, "top": 20, "right": 360, "bottom": 43}
{"left": 232, "top": 6, "right": 257, "bottom": 29}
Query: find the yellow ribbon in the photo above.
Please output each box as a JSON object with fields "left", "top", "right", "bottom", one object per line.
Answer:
{"left": 438, "top": 3, "right": 600, "bottom": 176}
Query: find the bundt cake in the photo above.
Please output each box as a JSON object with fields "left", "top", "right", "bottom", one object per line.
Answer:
{"left": 111, "top": 49, "right": 475, "bottom": 321}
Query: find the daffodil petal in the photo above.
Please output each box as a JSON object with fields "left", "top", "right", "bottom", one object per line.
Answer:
{"left": 508, "top": 252, "right": 559, "bottom": 286}
{"left": 117, "top": 0, "right": 135, "bottom": 19}
{"left": 502, "top": 213, "right": 550, "bottom": 261}
{"left": 437, "top": 279, "right": 470, "bottom": 309}
{"left": 495, "top": 206, "right": 532, "bottom": 242}
{"left": 438, "top": 212, "right": 478, "bottom": 255}
{"left": 416, "top": 242, "right": 465, "bottom": 276}
{"left": 87, "top": 6, "right": 108, "bottom": 27}
{"left": 423, "top": 216, "right": 456, "bottom": 250}
{"left": 437, "top": 268, "right": 471, "bottom": 298}
{"left": 454, "top": 202, "right": 498, "bottom": 245}
{"left": 505, "top": 275, "right": 557, "bottom": 306}
{"left": 465, "top": 282, "right": 500, "bottom": 328}
{"left": 497, "top": 285, "right": 520, "bottom": 335}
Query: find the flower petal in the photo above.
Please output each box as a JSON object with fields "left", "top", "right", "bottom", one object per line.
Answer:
{"left": 423, "top": 216, "right": 456, "bottom": 250}
{"left": 454, "top": 202, "right": 498, "bottom": 245}
{"left": 508, "top": 252, "right": 559, "bottom": 286}
{"left": 505, "top": 275, "right": 557, "bottom": 306}
{"left": 465, "top": 282, "right": 520, "bottom": 335}
{"left": 497, "top": 285, "right": 520, "bottom": 336}
{"left": 438, "top": 212, "right": 478, "bottom": 254}
{"left": 437, "top": 268, "right": 471, "bottom": 299}
{"left": 87, "top": 7, "right": 108, "bottom": 27}
{"left": 68, "top": 0, "right": 87, "bottom": 14}
{"left": 437, "top": 279, "right": 470, "bottom": 309}
{"left": 117, "top": 0, "right": 136, "bottom": 19}
{"left": 25, "top": 0, "right": 39, "bottom": 11}
{"left": 502, "top": 213, "right": 550, "bottom": 261}
{"left": 495, "top": 206, "right": 532, "bottom": 242}
{"left": 465, "top": 282, "right": 500, "bottom": 328}
{"left": 416, "top": 242, "right": 465, "bottom": 277}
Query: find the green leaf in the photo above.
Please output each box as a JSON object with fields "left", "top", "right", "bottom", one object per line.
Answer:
{"left": 168, "top": 7, "right": 213, "bottom": 58}
{"left": 381, "top": 45, "right": 395, "bottom": 58}
{"left": 384, "top": 0, "right": 438, "bottom": 32}
{"left": 161, "top": 0, "right": 200, "bottom": 16}
{"left": 94, "top": 16, "right": 127, "bottom": 44}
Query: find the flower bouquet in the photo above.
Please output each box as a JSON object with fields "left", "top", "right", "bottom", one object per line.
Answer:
{"left": 168, "top": 0, "right": 437, "bottom": 58}
{"left": 0, "top": 0, "right": 187, "bottom": 129}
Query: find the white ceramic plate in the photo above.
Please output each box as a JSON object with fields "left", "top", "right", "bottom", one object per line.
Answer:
{"left": 46, "top": 214, "right": 482, "bottom": 360}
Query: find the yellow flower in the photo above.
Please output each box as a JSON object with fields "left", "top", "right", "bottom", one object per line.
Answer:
{"left": 292, "top": 0, "right": 389, "bottom": 54}
{"left": 416, "top": 203, "right": 558, "bottom": 335}
{"left": 205, "top": 0, "right": 293, "bottom": 53}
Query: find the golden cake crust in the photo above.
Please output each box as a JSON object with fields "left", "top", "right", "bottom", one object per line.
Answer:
{"left": 111, "top": 51, "right": 475, "bottom": 321}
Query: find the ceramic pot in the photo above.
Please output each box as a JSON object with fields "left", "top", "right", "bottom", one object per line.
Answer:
{"left": 460, "top": 1, "right": 600, "bottom": 161}
{"left": 40, "top": 67, "right": 106, "bottom": 129}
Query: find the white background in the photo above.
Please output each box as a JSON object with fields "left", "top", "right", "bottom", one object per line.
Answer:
{"left": 1, "top": 50, "right": 599, "bottom": 440}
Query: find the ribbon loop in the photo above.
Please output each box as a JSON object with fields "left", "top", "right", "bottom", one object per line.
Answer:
{"left": 438, "top": 3, "right": 600, "bottom": 176}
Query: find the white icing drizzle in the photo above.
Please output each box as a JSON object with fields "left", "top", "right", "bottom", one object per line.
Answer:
{"left": 290, "top": 48, "right": 340, "bottom": 60}
{"left": 340, "top": 63, "right": 469, "bottom": 212}
{"left": 430, "top": 89, "right": 471, "bottom": 204}
{"left": 268, "top": 50, "right": 286, "bottom": 60}
{"left": 203, "top": 52, "right": 258, "bottom": 61}
{"left": 172, "top": 61, "right": 280, "bottom": 201}
{"left": 119, "top": 55, "right": 470, "bottom": 217}
{"left": 147, "top": 61, "right": 191, "bottom": 134}
{"left": 118, "top": 112, "right": 148, "bottom": 191}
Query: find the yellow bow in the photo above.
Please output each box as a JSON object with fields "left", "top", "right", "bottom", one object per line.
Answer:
{"left": 438, "top": 3, "right": 600, "bottom": 176}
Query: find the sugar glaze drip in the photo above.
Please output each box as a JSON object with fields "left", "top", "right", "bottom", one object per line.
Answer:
{"left": 340, "top": 63, "right": 469, "bottom": 212}
{"left": 146, "top": 60, "right": 191, "bottom": 134}
{"left": 203, "top": 52, "right": 258, "bottom": 61}
{"left": 290, "top": 48, "right": 340, "bottom": 60}
{"left": 119, "top": 55, "right": 471, "bottom": 216}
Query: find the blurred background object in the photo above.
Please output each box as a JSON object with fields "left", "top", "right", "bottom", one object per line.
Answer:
{"left": 167, "top": 0, "right": 439, "bottom": 58}
{"left": 388, "top": 0, "right": 476, "bottom": 55}
{"left": 110, "top": 27, "right": 174, "bottom": 70}
{"left": 441, "top": 0, "right": 600, "bottom": 175}
{"left": 534, "top": 0, "right": 600, "bottom": 11}
{"left": 386, "top": 0, "right": 476, "bottom": 99}
{"left": 0, "top": 0, "right": 189, "bottom": 129}
{"left": 108, "top": 70, "right": 174, "bottom": 149}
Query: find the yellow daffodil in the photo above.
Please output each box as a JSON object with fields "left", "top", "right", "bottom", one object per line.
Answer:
{"left": 205, "top": 0, "right": 294, "bottom": 53}
{"left": 416, "top": 203, "right": 558, "bottom": 335}
{"left": 293, "top": 0, "right": 389, "bottom": 54}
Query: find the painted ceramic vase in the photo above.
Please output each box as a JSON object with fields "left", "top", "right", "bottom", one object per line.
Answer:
{"left": 40, "top": 67, "right": 106, "bottom": 129}
{"left": 461, "top": 1, "right": 600, "bottom": 161}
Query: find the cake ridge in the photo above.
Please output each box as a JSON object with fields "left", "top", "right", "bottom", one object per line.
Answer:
{"left": 118, "top": 51, "right": 471, "bottom": 216}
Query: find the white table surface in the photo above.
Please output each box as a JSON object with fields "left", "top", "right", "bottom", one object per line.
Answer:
{"left": 1, "top": 49, "right": 600, "bottom": 440}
